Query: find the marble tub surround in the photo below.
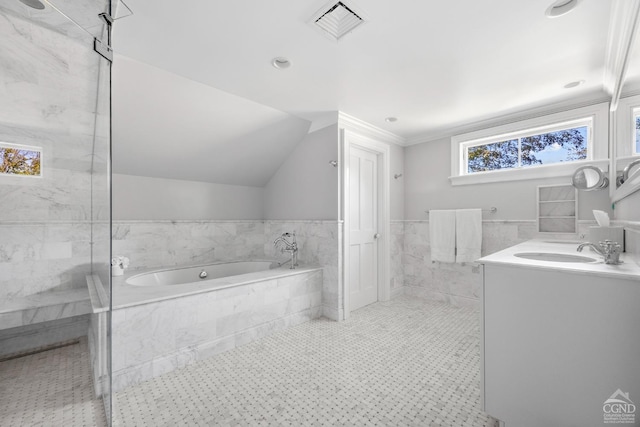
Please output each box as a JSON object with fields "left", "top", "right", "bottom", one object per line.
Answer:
{"left": 111, "top": 263, "right": 322, "bottom": 309}
{"left": 398, "top": 220, "right": 598, "bottom": 307}
{"left": 264, "top": 221, "right": 341, "bottom": 320}
{"left": 111, "top": 268, "right": 323, "bottom": 392}
{"left": 111, "top": 219, "right": 342, "bottom": 319}
{"left": 111, "top": 220, "right": 265, "bottom": 271}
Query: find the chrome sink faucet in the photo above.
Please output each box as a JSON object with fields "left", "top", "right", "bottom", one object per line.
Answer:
{"left": 274, "top": 232, "right": 298, "bottom": 269}
{"left": 577, "top": 240, "right": 623, "bottom": 265}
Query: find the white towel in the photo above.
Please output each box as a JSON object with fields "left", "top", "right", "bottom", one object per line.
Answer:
{"left": 455, "top": 209, "right": 482, "bottom": 263}
{"left": 429, "top": 210, "right": 456, "bottom": 263}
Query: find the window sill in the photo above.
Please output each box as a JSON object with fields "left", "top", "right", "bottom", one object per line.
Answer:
{"left": 449, "top": 159, "right": 609, "bottom": 186}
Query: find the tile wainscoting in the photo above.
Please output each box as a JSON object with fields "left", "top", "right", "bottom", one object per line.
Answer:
{"left": 392, "top": 220, "right": 598, "bottom": 308}
{"left": 112, "top": 220, "right": 342, "bottom": 320}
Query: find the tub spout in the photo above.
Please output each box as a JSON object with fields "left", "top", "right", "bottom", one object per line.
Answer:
{"left": 274, "top": 232, "right": 298, "bottom": 269}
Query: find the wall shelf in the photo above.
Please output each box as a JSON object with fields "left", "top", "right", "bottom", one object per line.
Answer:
{"left": 537, "top": 184, "right": 578, "bottom": 233}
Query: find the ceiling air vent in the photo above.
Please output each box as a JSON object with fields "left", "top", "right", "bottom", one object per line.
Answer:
{"left": 310, "top": 1, "right": 366, "bottom": 41}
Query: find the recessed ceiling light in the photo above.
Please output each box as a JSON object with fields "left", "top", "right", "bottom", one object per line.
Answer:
{"left": 385, "top": 117, "right": 398, "bottom": 123}
{"left": 271, "top": 57, "right": 291, "bottom": 69}
{"left": 545, "top": 0, "right": 579, "bottom": 18}
{"left": 564, "top": 80, "right": 585, "bottom": 89}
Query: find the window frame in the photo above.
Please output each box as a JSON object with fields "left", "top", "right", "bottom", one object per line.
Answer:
{"left": 615, "top": 94, "right": 640, "bottom": 160}
{"left": 450, "top": 102, "right": 609, "bottom": 186}
{"left": 0, "top": 142, "right": 43, "bottom": 178}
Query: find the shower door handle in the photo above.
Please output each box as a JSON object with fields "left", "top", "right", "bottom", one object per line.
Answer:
{"left": 373, "top": 233, "right": 380, "bottom": 239}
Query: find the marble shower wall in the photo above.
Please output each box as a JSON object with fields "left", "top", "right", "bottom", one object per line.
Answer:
{"left": 397, "top": 220, "right": 596, "bottom": 307}
{"left": 0, "top": 10, "right": 103, "bottom": 300}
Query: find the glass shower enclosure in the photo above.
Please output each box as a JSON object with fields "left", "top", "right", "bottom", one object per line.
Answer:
{"left": 0, "top": 0, "right": 113, "bottom": 424}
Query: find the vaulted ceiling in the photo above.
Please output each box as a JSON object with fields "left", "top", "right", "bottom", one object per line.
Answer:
{"left": 110, "top": 0, "right": 640, "bottom": 184}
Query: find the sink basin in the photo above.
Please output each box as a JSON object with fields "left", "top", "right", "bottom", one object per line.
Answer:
{"left": 513, "top": 252, "right": 598, "bottom": 263}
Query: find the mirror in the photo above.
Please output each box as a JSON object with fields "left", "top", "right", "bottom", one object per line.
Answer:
{"left": 572, "top": 165, "right": 609, "bottom": 191}
{"left": 612, "top": 159, "right": 640, "bottom": 203}
{"left": 619, "top": 159, "right": 640, "bottom": 186}
{"left": 610, "top": 4, "right": 640, "bottom": 203}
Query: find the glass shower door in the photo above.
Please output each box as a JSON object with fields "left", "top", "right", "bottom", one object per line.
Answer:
{"left": 0, "top": 0, "right": 113, "bottom": 425}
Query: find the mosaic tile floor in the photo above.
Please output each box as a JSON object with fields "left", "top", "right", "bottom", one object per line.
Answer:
{"left": 0, "top": 338, "right": 107, "bottom": 427}
{"left": 113, "top": 296, "right": 496, "bottom": 426}
{"left": 0, "top": 296, "right": 497, "bottom": 426}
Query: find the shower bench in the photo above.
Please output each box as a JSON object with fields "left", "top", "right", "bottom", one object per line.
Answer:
{"left": 0, "top": 288, "right": 92, "bottom": 330}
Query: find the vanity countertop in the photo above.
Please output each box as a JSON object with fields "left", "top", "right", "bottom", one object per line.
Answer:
{"left": 478, "top": 239, "right": 640, "bottom": 280}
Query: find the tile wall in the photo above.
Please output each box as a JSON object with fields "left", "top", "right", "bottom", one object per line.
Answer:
{"left": 264, "top": 221, "right": 340, "bottom": 320}
{"left": 0, "top": 9, "right": 101, "bottom": 301}
{"left": 393, "top": 220, "right": 598, "bottom": 307}
{"left": 112, "top": 220, "right": 342, "bottom": 320}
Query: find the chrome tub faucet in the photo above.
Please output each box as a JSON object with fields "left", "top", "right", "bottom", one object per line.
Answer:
{"left": 274, "top": 232, "right": 298, "bottom": 269}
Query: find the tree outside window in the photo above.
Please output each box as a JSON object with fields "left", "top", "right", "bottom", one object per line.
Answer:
{"left": 0, "top": 145, "right": 42, "bottom": 176}
{"left": 467, "top": 126, "right": 587, "bottom": 174}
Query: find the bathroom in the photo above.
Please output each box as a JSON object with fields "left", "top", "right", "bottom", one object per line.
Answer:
{"left": 1, "top": 0, "right": 639, "bottom": 426}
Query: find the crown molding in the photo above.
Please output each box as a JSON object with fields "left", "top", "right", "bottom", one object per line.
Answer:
{"left": 405, "top": 93, "right": 611, "bottom": 146}
{"left": 337, "top": 112, "right": 406, "bottom": 146}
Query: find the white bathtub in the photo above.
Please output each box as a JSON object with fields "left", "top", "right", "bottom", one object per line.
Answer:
{"left": 126, "top": 260, "right": 275, "bottom": 287}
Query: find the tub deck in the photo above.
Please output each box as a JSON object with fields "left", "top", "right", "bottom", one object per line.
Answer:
{"left": 112, "top": 264, "right": 322, "bottom": 309}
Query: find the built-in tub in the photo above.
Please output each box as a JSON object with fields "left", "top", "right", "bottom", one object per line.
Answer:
{"left": 127, "top": 260, "right": 275, "bottom": 287}
{"left": 111, "top": 261, "right": 323, "bottom": 392}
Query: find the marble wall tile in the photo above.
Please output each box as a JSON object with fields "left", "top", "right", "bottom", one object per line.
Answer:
{"left": 401, "top": 220, "right": 545, "bottom": 308}
{"left": 112, "top": 221, "right": 266, "bottom": 271}
{"left": 390, "top": 221, "right": 404, "bottom": 296}
{"left": 0, "top": 222, "right": 92, "bottom": 300}
{"left": 0, "top": 10, "right": 106, "bottom": 301}
{"left": 264, "top": 221, "right": 340, "bottom": 320}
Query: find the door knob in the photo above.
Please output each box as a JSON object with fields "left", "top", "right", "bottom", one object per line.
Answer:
{"left": 374, "top": 233, "right": 380, "bottom": 239}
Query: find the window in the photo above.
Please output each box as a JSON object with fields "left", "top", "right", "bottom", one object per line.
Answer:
{"left": 465, "top": 123, "right": 588, "bottom": 174}
{"left": 450, "top": 102, "right": 609, "bottom": 185}
{"left": 0, "top": 143, "right": 42, "bottom": 177}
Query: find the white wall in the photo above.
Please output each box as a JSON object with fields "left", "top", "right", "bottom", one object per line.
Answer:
{"left": 404, "top": 137, "right": 611, "bottom": 220}
{"left": 390, "top": 144, "right": 405, "bottom": 221}
{"left": 113, "top": 174, "right": 264, "bottom": 220}
{"left": 263, "top": 125, "right": 339, "bottom": 220}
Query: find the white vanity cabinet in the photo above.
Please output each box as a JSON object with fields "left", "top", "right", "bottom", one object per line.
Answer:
{"left": 480, "top": 241, "right": 640, "bottom": 427}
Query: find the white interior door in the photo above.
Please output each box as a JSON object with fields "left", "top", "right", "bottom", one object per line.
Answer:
{"left": 349, "top": 146, "right": 378, "bottom": 311}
